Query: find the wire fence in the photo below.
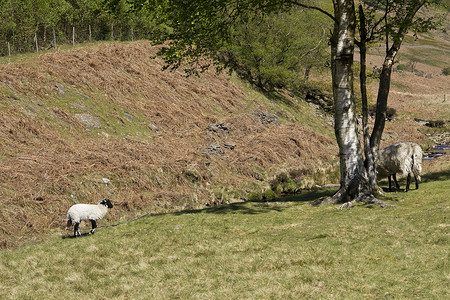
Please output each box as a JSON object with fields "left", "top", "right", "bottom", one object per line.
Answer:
{"left": 1, "top": 23, "right": 152, "bottom": 57}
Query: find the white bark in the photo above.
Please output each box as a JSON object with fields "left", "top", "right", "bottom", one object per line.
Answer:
{"left": 331, "top": 0, "right": 366, "bottom": 189}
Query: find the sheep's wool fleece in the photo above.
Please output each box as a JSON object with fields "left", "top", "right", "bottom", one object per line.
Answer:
{"left": 377, "top": 142, "right": 422, "bottom": 178}
{"left": 67, "top": 204, "right": 108, "bottom": 223}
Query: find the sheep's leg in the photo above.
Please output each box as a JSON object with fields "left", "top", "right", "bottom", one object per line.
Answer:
{"left": 66, "top": 218, "right": 72, "bottom": 229}
{"left": 404, "top": 173, "right": 411, "bottom": 192}
{"left": 392, "top": 174, "right": 401, "bottom": 191}
{"left": 388, "top": 175, "right": 398, "bottom": 191}
{"left": 414, "top": 174, "right": 419, "bottom": 190}
{"left": 388, "top": 175, "right": 393, "bottom": 191}
{"left": 74, "top": 222, "right": 81, "bottom": 237}
{"left": 89, "top": 220, "right": 97, "bottom": 235}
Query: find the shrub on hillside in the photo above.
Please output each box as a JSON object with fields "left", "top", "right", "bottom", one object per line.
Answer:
{"left": 396, "top": 64, "right": 407, "bottom": 71}
{"left": 223, "top": 8, "right": 331, "bottom": 91}
{"left": 270, "top": 169, "right": 310, "bottom": 195}
{"left": 368, "top": 105, "right": 397, "bottom": 121}
{"left": 292, "top": 81, "right": 334, "bottom": 113}
{"left": 442, "top": 67, "right": 450, "bottom": 76}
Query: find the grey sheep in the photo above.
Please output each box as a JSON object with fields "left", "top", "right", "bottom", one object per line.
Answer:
{"left": 376, "top": 142, "right": 423, "bottom": 192}
{"left": 66, "top": 199, "right": 113, "bottom": 237}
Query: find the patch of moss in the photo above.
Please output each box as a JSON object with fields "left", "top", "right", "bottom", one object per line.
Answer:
{"left": 247, "top": 191, "right": 263, "bottom": 201}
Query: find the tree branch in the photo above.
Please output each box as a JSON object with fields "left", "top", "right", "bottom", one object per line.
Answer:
{"left": 288, "top": 1, "right": 337, "bottom": 23}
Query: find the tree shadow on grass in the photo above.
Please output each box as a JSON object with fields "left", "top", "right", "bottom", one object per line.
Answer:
{"left": 262, "top": 89, "right": 298, "bottom": 108}
{"left": 61, "top": 232, "right": 94, "bottom": 239}
{"left": 378, "top": 168, "right": 450, "bottom": 193}
{"left": 421, "top": 168, "right": 450, "bottom": 183}
{"left": 174, "top": 188, "right": 337, "bottom": 216}
{"left": 60, "top": 189, "right": 338, "bottom": 239}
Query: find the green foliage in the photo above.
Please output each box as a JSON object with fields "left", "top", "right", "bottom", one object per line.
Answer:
{"left": 223, "top": 8, "right": 331, "bottom": 90}
{"left": 0, "top": 0, "right": 162, "bottom": 55}
{"left": 358, "top": 0, "right": 444, "bottom": 46}
{"left": 131, "top": 1, "right": 334, "bottom": 77}
{"left": 269, "top": 171, "right": 304, "bottom": 195}
{"left": 263, "top": 189, "right": 277, "bottom": 200}
{"left": 396, "top": 64, "right": 407, "bottom": 71}
{"left": 247, "top": 191, "right": 263, "bottom": 201}
{"left": 442, "top": 66, "right": 450, "bottom": 76}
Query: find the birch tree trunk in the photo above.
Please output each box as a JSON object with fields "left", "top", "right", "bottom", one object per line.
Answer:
{"left": 332, "top": 0, "right": 363, "bottom": 187}
{"left": 318, "top": 0, "right": 385, "bottom": 206}
{"left": 358, "top": 5, "right": 377, "bottom": 192}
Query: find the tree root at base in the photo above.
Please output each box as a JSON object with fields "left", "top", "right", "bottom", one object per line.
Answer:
{"left": 312, "top": 175, "right": 397, "bottom": 209}
{"left": 313, "top": 190, "right": 396, "bottom": 208}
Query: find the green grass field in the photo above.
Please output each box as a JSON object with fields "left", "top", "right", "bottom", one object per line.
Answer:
{"left": 1, "top": 168, "right": 448, "bottom": 299}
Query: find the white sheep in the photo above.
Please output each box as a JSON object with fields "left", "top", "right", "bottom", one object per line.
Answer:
{"left": 66, "top": 199, "right": 113, "bottom": 237}
{"left": 376, "top": 142, "right": 423, "bottom": 192}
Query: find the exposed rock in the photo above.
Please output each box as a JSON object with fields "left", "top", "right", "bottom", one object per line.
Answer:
{"left": 124, "top": 113, "right": 134, "bottom": 122}
{"left": 223, "top": 143, "right": 236, "bottom": 150}
{"left": 253, "top": 109, "right": 279, "bottom": 125}
{"left": 148, "top": 123, "right": 159, "bottom": 131}
{"left": 206, "top": 122, "right": 229, "bottom": 134}
{"left": 75, "top": 113, "right": 101, "bottom": 128}
{"left": 77, "top": 93, "right": 89, "bottom": 99}
{"left": 429, "top": 132, "right": 450, "bottom": 145}
{"left": 414, "top": 70, "right": 425, "bottom": 77}
{"left": 381, "top": 131, "right": 399, "bottom": 140}
{"left": 414, "top": 118, "right": 446, "bottom": 128}
{"left": 305, "top": 90, "right": 334, "bottom": 113}
{"left": 204, "top": 144, "right": 224, "bottom": 155}
{"left": 55, "top": 83, "right": 65, "bottom": 95}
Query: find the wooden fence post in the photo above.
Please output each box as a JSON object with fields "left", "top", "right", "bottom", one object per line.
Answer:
{"left": 53, "top": 28, "right": 57, "bottom": 48}
{"left": 8, "top": 42, "right": 11, "bottom": 56}
{"left": 89, "top": 25, "right": 92, "bottom": 43}
{"left": 34, "top": 33, "right": 39, "bottom": 52}
{"left": 72, "top": 27, "right": 75, "bottom": 46}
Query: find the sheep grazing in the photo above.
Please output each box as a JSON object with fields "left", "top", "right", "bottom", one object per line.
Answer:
{"left": 66, "top": 199, "right": 113, "bottom": 237}
{"left": 376, "top": 142, "right": 423, "bottom": 192}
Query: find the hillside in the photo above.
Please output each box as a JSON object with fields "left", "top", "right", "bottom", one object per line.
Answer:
{"left": 1, "top": 34, "right": 449, "bottom": 247}
{"left": 364, "top": 31, "right": 450, "bottom": 149}
{"left": 0, "top": 41, "right": 339, "bottom": 247}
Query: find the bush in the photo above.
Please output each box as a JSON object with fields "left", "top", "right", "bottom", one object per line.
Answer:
{"left": 224, "top": 8, "right": 331, "bottom": 91}
{"left": 368, "top": 105, "right": 397, "bottom": 121}
{"left": 269, "top": 172, "right": 301, "bottom": 194}
{"left": 442, "top": 67, "right": 450, "bottom": 76}
{"left": 247, "top": 192, "right": 263, "bottom": 201}
{"left": 396, "top": 64, "right": 407, "bottom": 71}
{"left": 263, "top": 190, "right": 277, "bottom": 200}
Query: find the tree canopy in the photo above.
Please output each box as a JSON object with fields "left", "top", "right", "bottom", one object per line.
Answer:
{"left": 223, "top": 8, "right": 331, "bottom": 90}
{"left": 0, "top": 0, "right": 160, "bottom": 55}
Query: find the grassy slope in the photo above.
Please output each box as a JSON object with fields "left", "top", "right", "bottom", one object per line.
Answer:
{"left": 0, "top": 161, "right": 448, "bottom": 299}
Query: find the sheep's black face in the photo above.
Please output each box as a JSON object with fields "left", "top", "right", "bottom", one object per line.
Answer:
{"left": 101, "top": 199, "right": 113, "bottom": 208}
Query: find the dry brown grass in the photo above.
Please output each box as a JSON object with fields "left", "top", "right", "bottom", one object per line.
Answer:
{"left": 0, "top": 41, "right": 338, "bottom": 247}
